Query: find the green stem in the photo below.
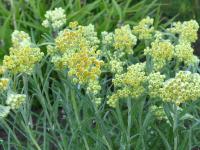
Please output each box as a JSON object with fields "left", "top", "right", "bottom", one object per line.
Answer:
{"left": 92, "top": 102, "right": 112, "bottom": 150}
{"left": 71, "top": 90, "right": 90, "bottom": 150}
{"left": 173, "top": 104, "right": 178, "bottom": 150}
{"left": 127, "top": 99, "right": 132, "bottom": 150}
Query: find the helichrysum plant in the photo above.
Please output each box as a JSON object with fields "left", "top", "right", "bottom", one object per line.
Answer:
{"left": 1, "top": 7, "right": 200, "bottom": 150}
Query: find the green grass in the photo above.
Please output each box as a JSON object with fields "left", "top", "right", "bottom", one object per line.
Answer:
{"left": 1, "top": 0, "right": 200, "bottom": 150}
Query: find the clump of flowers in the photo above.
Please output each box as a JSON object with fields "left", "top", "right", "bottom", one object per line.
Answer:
{"left": 174, "top": 42, "right": 199, "bottom": 66}
{"left": 168, "top": 20, "right": 199, "bottom": 43}
{"left": 160, "top": 71, "right": 200, "bottom": 105}
{"left": 107, "top": 63, "right": 146, "bottom": 107}
{"left": 101, "top": 25, "right": 137, "bottom": 74}
{"left": 109, "top": 59, "right": 124, "bottom": 74}
{"left": 113, "top": 25, "right": 137, "bottom": 55}
{"left": 42, "top": 7, "right": 66, "bottom": 30}
{"left": 48, "top": 22, "right": 103, "bottom": 105}
{"left": 0, "top": 78, "right": 9, "bottom": 91}
{"left": 6, "top": 93, "right": 26, "bottom": 110}
{"left": 144, "top": 39, "right": 174, "bottom": 70}
{"left": 147, "top": 72, "right": 165, "bottom": 98}
{"left": 133, "top": 16, "right": 154, "bottom": 40}
{"left": 3, "top": 30, "right": 44, "bottom": 74}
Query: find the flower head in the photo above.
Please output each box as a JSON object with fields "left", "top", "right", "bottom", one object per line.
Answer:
{"left": 3, "top": 31, "right": 44, "bottom": 74}
{"left": 107, "top": 63, "right": 146, "bottom": 107}
{"left": 144, "top": 39, "right": 174, "bottom": 70}
{"left": 168, "top": 20, "right": 199, "bottom": 43}
{"left": 175, "top": 42, "right": 199, "bottom": 66}
{"left": 147, "top": 72, "right": 165, "bottom": 98}
{"left": 0, "top": 78, "right": 9, "bottom": 92}
{"left": 42, "top": 7, "right": 66, "bottom": 30}
{"left": 160, "top": 71, "right": 200, "bottom": 105}
{"left": 6, "top": 94, "right": 26, "bottom": 110}
{"left": 114, "top": 25, "right": 137, "bottom": 55}
{"left": 133, "top": 17, "right": 154, "bottom": 40}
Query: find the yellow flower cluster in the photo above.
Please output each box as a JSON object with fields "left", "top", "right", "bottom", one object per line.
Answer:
{"left": 164, "top": 20, "right": 200, "bottom": 66}
{"left": 67, "top": 48, "right": 103, "bottom": 84}
{"left": 49, "top": 23, "right": 103, "bottom": 104}
{"left": 144, "top": 39, "right": 174, "bottom": 70}
{"left": 0, "top": 78, "right": 9, "bottom": 92}
{"left": 101, "top": 31, "right": 114, "bottom": 46}
{"left": 168, "top": 20, "right": 199, "bottom": 43}
{"left": 110, "top": 59, "right": 124, "bottom": 74}
{"left": 160, "top": 71, "right": 200, "bottom": 105}
{"left": 101, "top": 25, "right": 137, "bottom": 74}
{"left": 147, "top": 72, "right": 165, "bottom": 98}
{"left": 42, "top": 7, "right": 66, "bottom": 30}
{"left": 107, "top": 63, "right": 146, "bottom": 107}
{"left": 133, "top": 17, "right": 154, "bottom": 40}
{"left": 6, "top": 93, "right": 26, "bottom": 110}
{"left": 11, "top": 30, "right": 31, "bottom": 48}
{"left": 3, "top": 30, "right": 44, "bottom": 74}
{"left": 114, "top": 25, "right": 137, "bottom": 55}
{"left": 175, "top": 43, "right": 199, "bottom": 66}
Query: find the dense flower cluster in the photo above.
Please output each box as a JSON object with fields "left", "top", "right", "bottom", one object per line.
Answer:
{"left": 42, "top": 7, "right": 66, "bottom": 30}
{"left": 133, "top": 17, "right": 154, "bottom": 40}
{"left": 113, "top": 25, "right": 137, "bottom": 55}
{"left": 102, "top": 25, "right": 137, "bottom": 56}
{"left": 160, "top": 71, "right": 200, "bottom": 105}
{"left": 6, "top": 94, "right": 26, "bottom": 110}
{"left": 0, "top": 78, "right": 9, "bottom": 91}
{"left": 168, "top": 20, "right": 199, "bottom": 43}
{"left": 101, "top": 25, "right": 137, "bottom": 74}
{"left": 48, "top": 23, "right": 103, "bottom": 104}
{"left": 107, "top": 63, "right": 146, "bottom": 107}
{"left": 174, "top": 42, "right": 199, "bottom": 66}
{"left": 3, "top": 31, "right": 44, "bottom": 74}
{"left": 147, "top": 72, "right": 165, "bottom": 98}
{"left": 144, "top": 39, "right": 174, "bottom": 70}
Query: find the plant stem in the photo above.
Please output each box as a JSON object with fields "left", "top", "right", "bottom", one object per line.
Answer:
{"left": 127, "top": 99, "right": 131, "bottom": 150}
{"left": 173, "top": 104, "right": 178, "bottom": 150}
{"left": 71, "top": 90, "right": 90, "bottom": 150}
